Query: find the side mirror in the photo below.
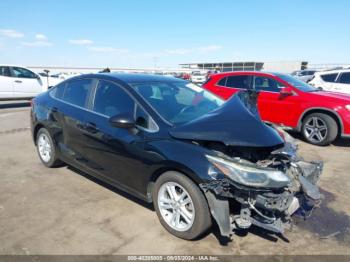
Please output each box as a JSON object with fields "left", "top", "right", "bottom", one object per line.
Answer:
{"left": 279, "top": 87, "right": 294, "bottom": 97}
{"left": 109, "top": 113, "right": 135, "bottom": 129}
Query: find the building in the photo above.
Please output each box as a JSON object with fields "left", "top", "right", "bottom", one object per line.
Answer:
{"left": 179, "top": 61, "right": 308, "bottom": 73}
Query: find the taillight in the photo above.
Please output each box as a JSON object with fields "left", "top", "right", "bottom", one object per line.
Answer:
{"left": 30, "top": 98, "right": 34, "bottom": 109}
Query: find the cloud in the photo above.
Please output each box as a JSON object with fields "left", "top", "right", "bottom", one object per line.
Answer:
{"left": 197, "top": 45, "right": 222, "bottom": 52}
{"left": 164, "top": 48, "right": 192, "bottom": 55}
{"left": 88, "top": 46, "right": 129, "bottom": 53}
{"left": 0, "top": 29, "right": 24, "bottom": 38}
{"left": 22, "top": 41, "right": 53, "bottom": 47}
{"left": 69, "top": 39, "right": 94, "bottom": 45}
{"left": 35, "top": 34, "right": 47, "bottom": 41}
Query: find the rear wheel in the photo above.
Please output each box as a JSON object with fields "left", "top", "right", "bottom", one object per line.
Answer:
{"left": 36, "top": 128, "right": 62, "bottom": 167}
{"left": 153, "top": 171, "right": 212, "bottom": 240}
{"left": 302, "top": 113, "right": 338, "bottom": 146}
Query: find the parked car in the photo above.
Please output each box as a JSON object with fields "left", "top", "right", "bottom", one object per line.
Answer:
{"left": 309, "top": 69, "right": 350, "bottom": 95}
{"left": 203, "top": 71, "right": 350, "bottom": 145}
{"left": 0, "top": 65, "right": 62, "bottom": 100}
{"left": 291, "top": 69, "right": 318, "bottom": 82}
{"left": 206, "top": 70, "right": 220, "bottom": 80}
{"left": 31, "top": 73, "right": 322, "bottom": 240}
{"left": 190, "top": 71, "right": 207, "bottom": 84}
{"left": 181, "top": 73, "right": 191, "bottom": 80}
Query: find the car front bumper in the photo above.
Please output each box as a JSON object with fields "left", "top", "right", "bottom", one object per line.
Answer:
{"left": 200, "top": 160, "right": 323, "bottom": 237}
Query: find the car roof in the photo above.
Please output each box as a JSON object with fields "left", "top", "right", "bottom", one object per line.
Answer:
{"left": 210, "top": 71, "right": 281, "bottom": 78}
{"left": 317, "top": 69, "right": 350, "bottom": 74}
{"left": 80, "top": 73, "right": 187, "bottom": 84}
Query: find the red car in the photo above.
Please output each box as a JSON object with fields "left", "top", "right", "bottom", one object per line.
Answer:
{"left": 203, "top": 71, "right": 350, "bottom": 145}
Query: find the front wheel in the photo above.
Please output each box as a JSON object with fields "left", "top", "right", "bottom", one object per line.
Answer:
{"left": 302, "top": 113, "right": 338, "bottom": 146}
{"left": 153, "top": 171, "right": 212, "bottom": 240}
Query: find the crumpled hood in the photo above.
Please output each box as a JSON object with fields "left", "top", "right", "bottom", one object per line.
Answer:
{"left": 169, "top": 91, "right": 284, "bottom": 147}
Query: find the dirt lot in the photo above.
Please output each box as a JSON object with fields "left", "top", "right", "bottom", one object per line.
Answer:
{"left": 0, "top": 102, "right": 350, "bottom": 255}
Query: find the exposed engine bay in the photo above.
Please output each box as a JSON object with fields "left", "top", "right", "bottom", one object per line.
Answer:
{"left": 198, "top": 128, "right": 323, "bottom": 237}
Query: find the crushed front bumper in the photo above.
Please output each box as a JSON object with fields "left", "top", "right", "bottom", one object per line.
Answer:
{"left": 200, "top": 160, "right": 323, "bottom": 237}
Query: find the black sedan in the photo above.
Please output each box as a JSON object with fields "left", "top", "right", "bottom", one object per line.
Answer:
{"left": 31, "top": 73, "right": 323, "bottom": 240}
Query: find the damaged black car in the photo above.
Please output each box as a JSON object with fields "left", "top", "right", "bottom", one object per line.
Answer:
{"left": 31, "top": 73, "right": 323, "bottom": 240}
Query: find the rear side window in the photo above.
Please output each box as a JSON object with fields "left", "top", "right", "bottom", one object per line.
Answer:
{"left": 93, "top": 80, "right": 134, "bottom": 117}
{"left": 339, "top": 73, "right": 350, "bottom": 84}
{"left": 0, "top": 66, "right": 11, "bottom": 77}
{"left": 321, "top": 73, "right": 338, "bottom": 83}
{"left": 50, "top": 82, "right": 66, "bottom": 99}
{"left": 225, "top": 75, "right": 252, "bottom": 89}
{"left": 217, "top": 77, "right": 227, "bottom": 86}
{"left": 61, "top": 79, "right": 93, "bottom": 108}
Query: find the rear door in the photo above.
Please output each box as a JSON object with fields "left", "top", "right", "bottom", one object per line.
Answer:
{"left": 0, "top": 66, "right": 13, "bottom": 98}
{"left": 319, "top": 72, "right": 339, "bottom": 91}
{"left": 11, "top": 67, "right": 43, "bottom": 97}
{"left": 50, "top": 78, "right": 95, "bottom": 166}
{"left": 333, "top": 72, "right": 350, "bottom": 94}
{"left": 254, "top": 75, "right": 298, "bottom": 127}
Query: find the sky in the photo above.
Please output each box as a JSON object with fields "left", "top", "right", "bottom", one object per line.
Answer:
{"left": 0, "top": 0, "right": 349, "bottom": 68}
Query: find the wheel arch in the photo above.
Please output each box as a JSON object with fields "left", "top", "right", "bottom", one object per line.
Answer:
{"left": 33, "top": 123, "right": 45, "bottom": 145}
{"left": 146, "top": 163, "right": 204, "bottom": 203}
{"left": 297, "top": 107, "right": 343, "bottom": 136}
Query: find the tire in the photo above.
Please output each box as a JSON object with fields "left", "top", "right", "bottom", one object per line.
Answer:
{"left": 152, "top": 171, "right": 212, "bottom": 240}
{"left": 301, "top": 113, "right": 338, "bottom": 146}
{"left": 36, "top": 127, "right": 62, "bottom": 167}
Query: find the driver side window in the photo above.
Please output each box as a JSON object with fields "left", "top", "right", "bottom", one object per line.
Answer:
{"left": 253, "top": 76, "right": 283, "bottom": 92}
{"left": 11, "top": 67, "right": 37, "bottom": 79}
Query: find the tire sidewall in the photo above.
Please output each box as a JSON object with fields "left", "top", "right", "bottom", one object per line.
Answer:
{"left": 152, "top": 172, "right": 211, "bottom": 240}
{"left": 302, "top": 113, "right": 338, "bottom": 146}
{"left": 36, "top": 128, "right": 57, "bottom": 167}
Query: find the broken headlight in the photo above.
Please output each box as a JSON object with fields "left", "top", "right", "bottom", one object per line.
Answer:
{"left": 206, "top": 155, "right": 291, "bottom": 188}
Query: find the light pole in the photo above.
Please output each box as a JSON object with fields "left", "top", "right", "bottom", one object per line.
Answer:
{"left": 44, "top": 69, "right": 50, "bottom": 89}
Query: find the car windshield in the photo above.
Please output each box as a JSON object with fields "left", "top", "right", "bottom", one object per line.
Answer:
{"left": 275, "top": 73, "right": 317, "bottom": 92}
{"left": 131, "top": 81, "right": 224, "bottom": 125}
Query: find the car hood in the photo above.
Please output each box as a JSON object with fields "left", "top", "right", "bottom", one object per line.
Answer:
{"left": 169, "top": 91, "right": 285, "bottom": 148}
{"left": 308, "top": 90, "right": 350, "bottom": 101}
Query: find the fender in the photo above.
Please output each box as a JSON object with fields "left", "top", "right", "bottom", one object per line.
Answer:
{"left": 297, "top": 107, "right": 344, "bottom": 133}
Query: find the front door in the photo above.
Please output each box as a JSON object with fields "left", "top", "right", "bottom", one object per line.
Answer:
{"left": 254, "top": 76, "right": 298, "bottom": 128}
{"left": 81, "top": 79, "right": 154, "bottom": 196}
{"left": 11, "top": 67, "right": 43, "bottom": 97}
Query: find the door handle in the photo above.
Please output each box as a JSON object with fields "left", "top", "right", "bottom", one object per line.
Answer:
{"left": 84, "top": 122, "right": 99, "bottom": 134}
{"left": 15, "top": 80, "right": 22, "bottom": 83}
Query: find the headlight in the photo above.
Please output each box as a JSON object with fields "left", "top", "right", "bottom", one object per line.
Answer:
{"left": 345, "top": 105, "right": 350, "bottom": 112}
{"left": 206, "top": 155, "right": 290, "bottom": 188}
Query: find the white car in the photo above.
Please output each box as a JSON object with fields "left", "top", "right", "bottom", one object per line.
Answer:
{"left": 190, "top": 71, "right": 207, "bottom": 84}
{"left": 291, "top": 69, "right": 318, "bottom": 82}
{"left": 0, "top": 65, "right": 62, "bottom": 100}
{"left": 309, "top": 69, "right": 350, "bottom": 95}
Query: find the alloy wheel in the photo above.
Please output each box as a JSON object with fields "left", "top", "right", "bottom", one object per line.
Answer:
{"left": 157, "top": 182, "right": 195, "bottom": 232}
{"left": 304, "top": 116, "right": 328, "bottom": 143}
{"left": 37, "top": 133, "right": 52, "bottom": 163}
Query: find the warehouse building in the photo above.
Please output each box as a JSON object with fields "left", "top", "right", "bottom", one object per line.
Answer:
{"left": 179, "top": 61, "right": 308, "bottom": 73}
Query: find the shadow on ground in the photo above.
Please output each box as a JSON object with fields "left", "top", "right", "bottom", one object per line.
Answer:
{"left": 65, "top": 164, "right": 350, "bottom": 246}
{"left": 287, "top": 131, "right": 350, "bottom": 148}
{"left": 0, "top": 101, "right": 30, "bottom": 109}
